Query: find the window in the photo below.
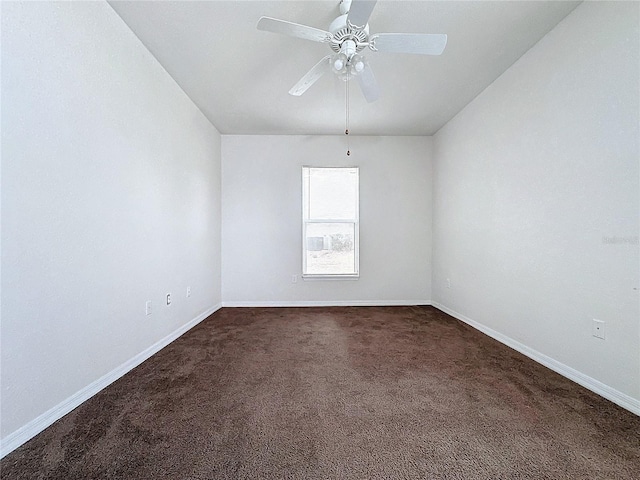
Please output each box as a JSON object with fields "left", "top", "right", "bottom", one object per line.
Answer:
{"left": 302, "top": 167, "right": 359, "bottom": 277}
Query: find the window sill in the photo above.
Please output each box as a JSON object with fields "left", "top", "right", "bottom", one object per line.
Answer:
{"left": 302, "top": 274, "right": 360, "bottom": 281}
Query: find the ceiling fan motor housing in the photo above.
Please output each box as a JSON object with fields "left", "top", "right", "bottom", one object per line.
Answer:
{"left": 329, "top": 12, "right": 368, "bottom": 77}
{"left": 329, "top": 14, "right": 368, "bottom": 55}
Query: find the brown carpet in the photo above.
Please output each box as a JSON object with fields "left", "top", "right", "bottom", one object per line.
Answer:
{"left": 1, "top": 306, "right": 639, "bottom": 479}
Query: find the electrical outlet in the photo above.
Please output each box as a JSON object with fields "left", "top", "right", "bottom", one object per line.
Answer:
{"left": 446, "top": 278, "right": 451, "bottom": 289}
{"left": 592, "top": 319, "right": 605, "bottom": 339}
{"left": 166, "top": 293, "right": 171, "bottom": 306}
{"left": 146, "top": 301, "right": 152, "bottom": 316}
{"left": 186, "top": 286, "right": 191, "bottom": 298}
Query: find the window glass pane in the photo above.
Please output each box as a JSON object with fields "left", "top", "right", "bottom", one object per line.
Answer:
{"left": 308, "top": 168, "right": 358, "bottom": 220}
{"left": 305, "top": 223, "right": 356, "bottom": 275}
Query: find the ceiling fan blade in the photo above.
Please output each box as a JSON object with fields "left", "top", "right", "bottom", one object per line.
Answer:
{"left": 289, "top": 56, "right": 332, "bottom": 96}
{"left": 371, "top": 33, "right": 447, "bottom": 55}
{"left": 356, "top": 62, "right": 380, "bottom": 103}
{"left": 347, "top": 0, "right": 378, "bottom": 29}
{"left": 257, "top": 16, "right": 332, "bottom": 43}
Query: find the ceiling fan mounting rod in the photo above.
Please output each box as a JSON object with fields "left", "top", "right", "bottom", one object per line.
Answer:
{"left": 339, "top": 0, "right": 352, "bottom": 16}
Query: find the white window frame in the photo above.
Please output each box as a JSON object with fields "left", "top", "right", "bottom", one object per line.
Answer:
{"left": 302, "top": 166, "right": 359, "bottom": 279}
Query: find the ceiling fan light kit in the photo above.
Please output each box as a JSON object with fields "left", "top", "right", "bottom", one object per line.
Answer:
{"left": 256, "top": 0, "right": 448, "bottom": 103}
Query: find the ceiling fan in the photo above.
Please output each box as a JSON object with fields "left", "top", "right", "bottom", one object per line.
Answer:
{"left": 257, "top": 0, "right": 447, "bottom": 103}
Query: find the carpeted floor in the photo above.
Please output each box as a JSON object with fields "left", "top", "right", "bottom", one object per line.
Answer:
{"left": 1, "top": 306, "right": 639, "bottom": 479}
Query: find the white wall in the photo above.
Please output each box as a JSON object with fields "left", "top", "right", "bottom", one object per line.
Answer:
{"left": 1, "top": 1, "right": 222, "bottom": 452}
{"left": 2, "top": 0, "right": 636, "bottom": 460}
{"left": 433, "top": 1, "right": 639, "bottom": 409}
{"left": 222, "top": 135, "right": 432, "bottom": 305}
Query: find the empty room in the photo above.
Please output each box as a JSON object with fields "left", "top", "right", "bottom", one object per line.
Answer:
{"left": 1, "top": 0, "right": 639, "bottom": 478}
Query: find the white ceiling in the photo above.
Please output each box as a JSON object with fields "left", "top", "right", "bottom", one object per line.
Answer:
{"left": 109, "top": 1, "right": 580, "bottom": 136}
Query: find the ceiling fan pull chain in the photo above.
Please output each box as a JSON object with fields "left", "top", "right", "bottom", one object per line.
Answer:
{"left": 346, "top": 75, "right": 351, "bottom": 156}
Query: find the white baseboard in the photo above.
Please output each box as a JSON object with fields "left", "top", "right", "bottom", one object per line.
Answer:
{"left": 221, "top": 300, "right": 432, "bottom": 308}
{"left": 0, "top": 304, "right": 222, "bottom": 459}
{"left": 432, "top": 302, "right": 640, "bottom": 416}
{"left": 10, "top": 300, "right": 632, "bottom": 458}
